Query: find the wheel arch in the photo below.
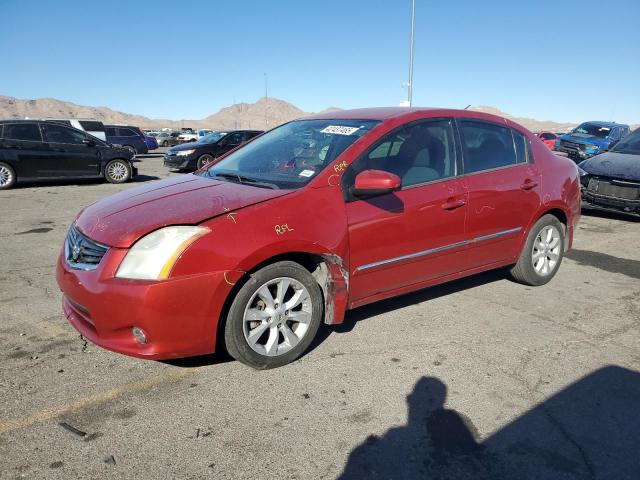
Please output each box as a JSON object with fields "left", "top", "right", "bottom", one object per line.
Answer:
{"left": 215, "top": 249, "right": 349, "bottom": 353}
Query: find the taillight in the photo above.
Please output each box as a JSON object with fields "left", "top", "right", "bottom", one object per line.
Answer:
{"left": 140, "top": 136, "right": 145, "bottom": 141}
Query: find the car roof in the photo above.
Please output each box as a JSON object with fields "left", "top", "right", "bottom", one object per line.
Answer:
{"left": 578, "top": 121, "right": 628, "bottom": 128}
{"left": 0, "top": 119, "right": 41, "bottom": 124}
{"left": 301, "top": 107, "right": 517, "bottom": 126}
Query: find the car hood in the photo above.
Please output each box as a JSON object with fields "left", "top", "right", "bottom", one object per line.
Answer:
{"left": 168, "top": 140, "right": 216, "bottom": 153}
{"left": 580, "top": 151, "right": 640, "bottom": 181}
{"left": 75, "top": 175, "right": 292, "bottom": 248}
{"left": 560, "top": 133, "right": 610, "bottom": 148}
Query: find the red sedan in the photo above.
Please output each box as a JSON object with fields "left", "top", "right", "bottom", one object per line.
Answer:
{"left": 57, "top": 108, "right": 581, "bottom": 369}
{"left": 537, "top": 131, "right": 558, "bottom": 150}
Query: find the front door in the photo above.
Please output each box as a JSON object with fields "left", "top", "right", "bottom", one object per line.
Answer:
{"left": 344, "top": 118, "right": 469, "bottom": 305}
{"left": 40, "top": 123, "right": 100, "bottom": 177}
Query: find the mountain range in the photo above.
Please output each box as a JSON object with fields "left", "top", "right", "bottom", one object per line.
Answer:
{"left": 0, "top": 95, "right": 636, "bottom": 132}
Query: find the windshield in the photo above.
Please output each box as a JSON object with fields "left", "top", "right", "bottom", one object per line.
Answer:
{"left": 199, "top": 132, "right": 225, "bottom": 143}
{"left": 197, "top": 119, "right": 379, "bottom": 189}
{"left": 572, "top": 122, "right": 611, "bottom": 138}
{"left": 611, "top": 129, "right": 640, "bottom": 155}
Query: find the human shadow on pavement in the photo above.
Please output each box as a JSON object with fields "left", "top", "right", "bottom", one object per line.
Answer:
{"left": 339, "top": 366, "right": 640, "bottom": 480}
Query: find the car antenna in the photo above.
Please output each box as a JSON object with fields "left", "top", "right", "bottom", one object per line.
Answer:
{"left": 463, "top": 105, "right": 471, "bottom": 110}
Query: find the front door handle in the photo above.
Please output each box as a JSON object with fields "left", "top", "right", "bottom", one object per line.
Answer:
{"left": 441, "top": 198, "right": 466, "bottom": 210}
{"left": 520, "top": 179, "right": 538, "bottom": 191}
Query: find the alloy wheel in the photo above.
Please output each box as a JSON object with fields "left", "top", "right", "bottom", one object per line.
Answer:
{"left": 242, "top": 277, "right": 313, "bottom": 357}
{"left": 0, "top": 165, "right": 12, "bottom": 187}
{"left": 532, "top": 225, "right": 561, "bottom": 276}
{"left": 107, "top": 161, "right": 128, "bottom": 182}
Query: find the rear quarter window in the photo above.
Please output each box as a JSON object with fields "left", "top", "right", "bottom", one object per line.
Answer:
{"left": 79, "top": 121, "right": 105, "bottom": 132}
{"left": 2, "top": 123, "right": 42, "bottom": 142}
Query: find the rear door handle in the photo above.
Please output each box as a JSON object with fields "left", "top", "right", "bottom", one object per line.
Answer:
{"left": 441, "top": 198, "right": 466, "bottom": 210}
{"left": 520, "top": 180, "right": 538, "bottom": 191}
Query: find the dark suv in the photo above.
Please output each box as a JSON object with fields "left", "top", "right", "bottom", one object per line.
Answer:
{"left": 164, "top": 130, "right": 262, "bottom": 171}
{"left": 0, "top": 120, "right": 137, "bottom": 190}
{"left": 105, "top": 125, "right": 149, "bottom": 155}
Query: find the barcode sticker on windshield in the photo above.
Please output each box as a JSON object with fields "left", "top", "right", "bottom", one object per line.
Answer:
{"left": 321, "top": 125, "right": 360, "bottom": 136}
{"left": 299, "top": 169, "right": 315, "bottom": 178}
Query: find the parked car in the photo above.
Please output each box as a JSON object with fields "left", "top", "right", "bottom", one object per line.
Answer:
{"left": 178, "top": 129, "right": 213, "bottom": 144}
{"left": 42, "top": 118, "right": 107, "bottom": 141}
{"left": 155, "top": 131, "right": 181, "bottom": 147}
{"left": 104, "top": 125, "right": 149, "bottom": 155}
{"left": 165, "top": 130, "right": 260, "bottom": 170}
{"left": 144, "top": 134, "right": 158, "bottom": 151}
{"left": 56, "top": 107, "right": 580, "bottom": 369}
{"left": 578, "top": 128, "right": 640, "bottom": 216}
{"left": 0, "top": 120, "right": 137, "bottom": 190}
{"left": 555, "top": 121, "right": 630, "bottom": 161}
{"left": 536, "top": 131, "right": 557, "bottom": 150}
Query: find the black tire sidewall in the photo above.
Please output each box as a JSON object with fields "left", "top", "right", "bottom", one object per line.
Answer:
{"left": 197, "top": 154, "right": 213, "bottom": 170}
{"left": 224, "top": 261, "right": 323, "bottom": 369}
{"left": 0, "top": 162, "right": 16, "bottom": 190}
{"left": 104, "top": 159, "right": 132, "bottom": 184}
{"left": 519, "top": 215, "right": 565, "bottom": 286}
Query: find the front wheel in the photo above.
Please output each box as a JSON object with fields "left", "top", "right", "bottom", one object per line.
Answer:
{"left": 0, "top": 162, "right": 16, "bottom": 190}
{"left": 510, "top": 214, "right": 565, "bottom": 286}
{"left": 104, "top": 159, "right": 132, "bottom": 184}
{"left": 162, "top": 141, "right": 169, "bottom": 147}
{"left": 197, "top": 154, "right": 215, "bottom": 170}
{"left": 224, "top": 261, "right": 323, "bottom": 369}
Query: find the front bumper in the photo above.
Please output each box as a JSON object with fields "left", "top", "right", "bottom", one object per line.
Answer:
{"left": 556, "top": 146, "right": 599, "bottom": 161}
{"left": 56, "top": 247, "right": 241, "bottom": 360}
{"left": 164, "top": 154, "right": 195, "bottom": 169}
{"left": 581, "top": 189, "right": 640, "bottom": 215}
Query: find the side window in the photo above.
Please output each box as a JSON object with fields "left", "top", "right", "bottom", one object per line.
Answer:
{"left": 610, "top": 128, "right": 620, "bottom": 141}
{"left": 117, "top": 128, "right": 135, "bottom": 137}
{"left": 224, "top": 133, "right": 243, "bottom": 146}
{"left": 459, "top": 121, "right": 518, "bottom": 173}
{"left": 512, "top": 130, "right": 529, "bottom": 164}
{"left": 43, "top": 124, "right": 88, "bottom": 144}
{"left": 3, "top": 123, "right": 42, "bottom": 142}
{"left": 79, "top": 121, "right": 104, "bottom": 132}
{"left": 348, "top": 119, "right": 457, "bottom": 189}
{"left": 541, "top": 133, "right": 555, "bottom": 140}
{"left": 105, "top": 127, "right": 117, "bottom": 136}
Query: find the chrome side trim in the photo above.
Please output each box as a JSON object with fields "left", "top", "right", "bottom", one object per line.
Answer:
{"left": 355, "top": 227, "right": 522, "bottom": 272}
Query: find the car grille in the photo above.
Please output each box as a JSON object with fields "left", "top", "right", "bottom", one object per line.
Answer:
{"left": 65, "top": 224, "right": 109, "bottom": 270}
{"left": 560, "top": 140, "right": 585, "bottom": 151}
{"left": 587, "top": 178, "right": 640, "bottom": 201}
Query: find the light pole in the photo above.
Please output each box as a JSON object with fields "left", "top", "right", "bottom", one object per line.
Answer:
{"left": 407, "top": 0, "right": 416, "bottom": 107}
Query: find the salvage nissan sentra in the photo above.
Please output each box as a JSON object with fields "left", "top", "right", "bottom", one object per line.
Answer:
{"left": 56, "top": 107, "right": 581, "bottom": 369}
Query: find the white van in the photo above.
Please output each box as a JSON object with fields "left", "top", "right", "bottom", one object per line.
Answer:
{"left": 42, "top": 118, "right": 107, "bottom": 141}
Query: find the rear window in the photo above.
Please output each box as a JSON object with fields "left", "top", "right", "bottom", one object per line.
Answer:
{"left": 2, "top": 123, "right": 42, "bottom": 142}
{"left": 459, "top": 121, "right": 518, "bottom": 173}
{"left": 79, "top": 121, "right": 105, "bottom": 132}
{"left": 541, "top": 133, "right": 555, "bottom": 140}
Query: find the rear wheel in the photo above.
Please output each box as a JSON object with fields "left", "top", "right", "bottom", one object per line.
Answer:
{"left": 197, "top": 154, "right": 215, "bottom": 170}
{"left": 123, "top": 145, "right": 137, "bottom": 156}
{"left": 510, "top": 214, "right": 565, "bottom": 286}
{"left": 104, "top": 159, "right": 132, "bottom": 184}
{"left": 0, "top": 163, "right": 16, "bottom": 190}
{"left": 224, "top": 261, "right": 323, "bottom": 369}
{"left": 162, "top": 141, "right": 169, "bottom": 147}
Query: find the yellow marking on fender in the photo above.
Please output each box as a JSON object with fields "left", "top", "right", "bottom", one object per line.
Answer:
{"left": 223, "top": 271, "right": 235, "bottom": 286}
{"left": 0, "top": 368, "right": 199, "bottom": 435}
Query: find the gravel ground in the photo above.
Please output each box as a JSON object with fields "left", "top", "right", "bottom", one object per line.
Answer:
{"left": 1, "top": 151, "right": 639, "bottom": 479}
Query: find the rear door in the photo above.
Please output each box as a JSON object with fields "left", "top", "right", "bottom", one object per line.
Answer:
{"left": 458, "top": 119, "right": 541, "bottom": 268}
{"left": 0, "top": 122, "right": 50, "bottom": 178}
{"left": 345, "top": 118, "right": 469, "bottom": 304}
{"left": 41, "top": 123, "right": 100, "bottom": 176}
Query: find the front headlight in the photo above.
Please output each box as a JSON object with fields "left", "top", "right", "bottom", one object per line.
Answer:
{"left": 115, "top": 226, "right": 210, "bottom": 280}
{"left": 177, "top": 149, "right": 195, "bottom": 156}
{"left": 585, "top": 144, "right": 599, "bottom": 152}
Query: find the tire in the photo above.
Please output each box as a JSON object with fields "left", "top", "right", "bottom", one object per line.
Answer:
{"left": 197, "top": 154, "right": 215, "bottom": 170}
{"left": 0, "top": 162, "right": 16, "bottom": 190}
{"left": 104, "top": 159, "right": 132, "bottom": 184}
{"left": 510, "top": 214, "right": 565, "bottom": 286}
{"left": 123, "top": 145, "right": 137, "bottom": 156}
{"left": 162, "top": 141, "right": 169, "bottom": 147}
{"left": 224, "top": 261, "right": 323, "bottom": 369}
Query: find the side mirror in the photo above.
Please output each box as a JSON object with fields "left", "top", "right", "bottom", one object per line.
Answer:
{"left": 352, "top": 169, "right": 401, "bottom": 197}
{"left": 82, "top": 138, "right": 95, "bottom": 147}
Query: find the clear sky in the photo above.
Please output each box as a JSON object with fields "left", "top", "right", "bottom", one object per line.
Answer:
{"left": 1, "top": 0, "right": 639, "bottom": 124}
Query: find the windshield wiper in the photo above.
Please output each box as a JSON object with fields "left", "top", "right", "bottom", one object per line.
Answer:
{"left": 209, "top": 171, "right": 278, "bottom": 189}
